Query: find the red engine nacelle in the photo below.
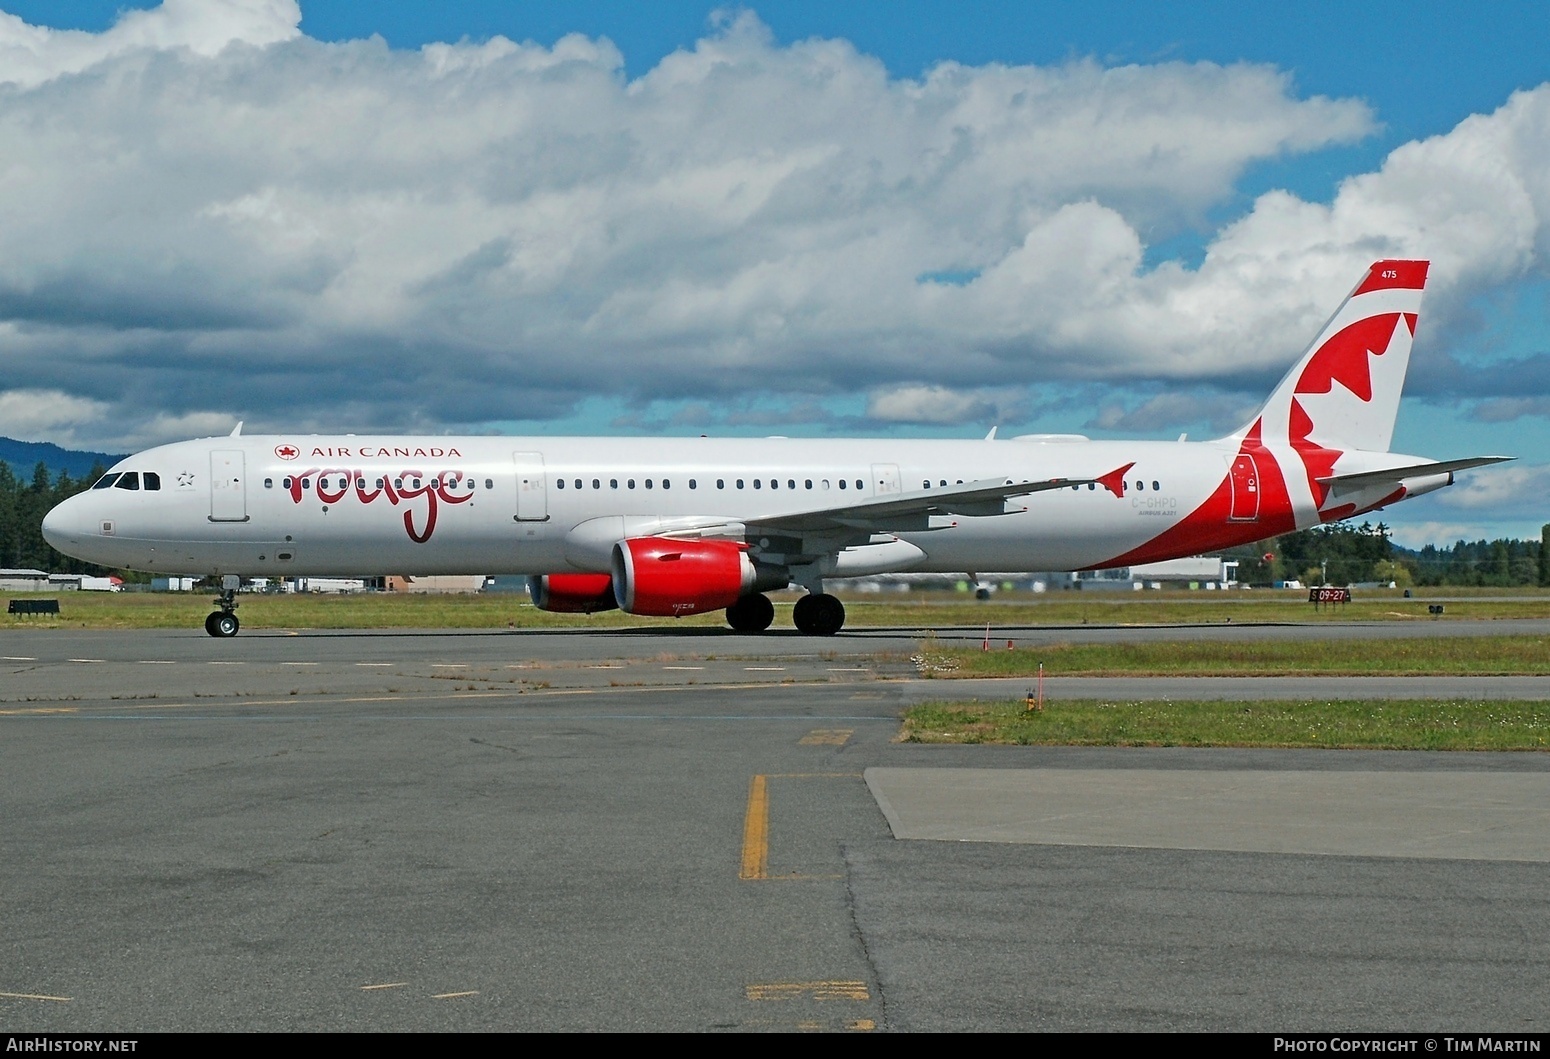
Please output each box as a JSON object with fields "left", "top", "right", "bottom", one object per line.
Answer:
{"left": 527, "top": 572, "right": 618, "bottom": 613}
{"left": 611, "top": 537, "right": 755, "bottom": 616}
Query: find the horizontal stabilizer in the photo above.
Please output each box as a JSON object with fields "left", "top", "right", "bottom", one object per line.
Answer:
{"left": 1317, "top": 455, "right": 1515, "bottom": 489}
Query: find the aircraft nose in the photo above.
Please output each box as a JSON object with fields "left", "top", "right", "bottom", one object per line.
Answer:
{"left": 41, "top": 497, "right": 81, "bottom": 551}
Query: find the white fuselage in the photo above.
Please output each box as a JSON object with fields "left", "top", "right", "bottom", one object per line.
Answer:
{"left": 41, "top": 432, "right": 1429, "bottom": 580}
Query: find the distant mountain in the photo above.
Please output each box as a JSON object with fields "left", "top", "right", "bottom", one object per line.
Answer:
{"left": 0, "top": 437, "right": 127, "bottom": 480}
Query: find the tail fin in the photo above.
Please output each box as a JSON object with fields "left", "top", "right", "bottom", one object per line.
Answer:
{"left": 1233, "top": 260, "right": 1428, "bottom": 454}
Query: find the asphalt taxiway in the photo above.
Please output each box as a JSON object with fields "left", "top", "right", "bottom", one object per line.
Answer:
{"left": 2, "top": 622, "right": 1548, "bottom": 1031}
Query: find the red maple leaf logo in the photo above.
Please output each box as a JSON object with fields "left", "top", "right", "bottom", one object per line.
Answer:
{"left": 275, "top": 444, "right": 299, "bottom": 460}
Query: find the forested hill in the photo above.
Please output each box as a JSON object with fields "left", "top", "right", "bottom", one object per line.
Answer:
{"left": 0, "top": 437, "right": 126, "bottom": 478}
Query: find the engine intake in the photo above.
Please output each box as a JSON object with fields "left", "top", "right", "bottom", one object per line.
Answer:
{"left": 611, "top": 537, "right": 755, "bottom": 616}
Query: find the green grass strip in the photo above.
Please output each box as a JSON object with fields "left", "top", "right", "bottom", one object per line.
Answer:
{"left": 919, "top": 636, "right": 1550, "bottom": 677}
{"left": 901, "top": 698, "right": 1550, "bottom": 750}
{"left": 6, "top": 589, "right": 1550, "bottom": 630}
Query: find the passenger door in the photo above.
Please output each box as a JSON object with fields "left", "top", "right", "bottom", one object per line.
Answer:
{"left": 209, "top": 450, "right": 248, "bottom": 522}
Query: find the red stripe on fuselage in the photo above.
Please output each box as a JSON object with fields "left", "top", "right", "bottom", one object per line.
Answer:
{"left": 1095, "top": 420, "right": 1295, "bottom": 568}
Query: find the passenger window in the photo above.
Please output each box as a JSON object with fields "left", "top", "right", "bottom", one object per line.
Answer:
{"left": 768, "top": 479, "right": 776, "bottom": 490}
{"left": 736, "top": 479, "right": 744, "bottom": 489}
{"left": 663, "top": 479, "right": 671, "bottom": 490}
{"left": 357, "top": 478, "right": 366, "bottom": 489}
{"left": 645, "top": 479, "right": 653, "bottom": 489}
{"left": 923, "top": 480, "right": 931, "bottom": 489}
{"left": 93, "top": 473, "right": 121, "bottom": 490}
{"left": 1088, "top": 483, "right": 1096, "bottom": 490}
{"left": 940, "top": 480, "right": 947, "bottom": 487}
{"left": 753, "top": 479, "right": 761, "bottom": 489}
{"left": 821, "top": 479, "right": 830, "bottom": 490}
{"left": 114, "top": 472, "right": 140, "bottom": 490}
{"left": 593, "top": 479, "right": 600, "bottom": 489}
{"left": 839, "top": 480, "right": 847, "bottom": 490}
{"left": 485, "top": 479, "right": 493, "bottom": 490}
{"left": 805, "top": 480, "right": 812, "bottom": 489}
{"left": 557, "top": 479, "right": 565, "bottom": 489}
{"left": 413, "top": 478, "right": 422, "bottom": 489}
{"left": 302, "top": 478, "right": 312, "bottom": 489}
{"left": 611, "top": 479, "right": 619, "bottom": 489}
{"left": 717, "top": 479, "right": 725, "bottom": 489}
{"left": 628, "top": 479, "right": 636, "bottom": 489}
{"left": 1135, "top": 480, "right": 1143, "bottom": 491}
{"left": 574, "top": 479, "right": 582, "bottom": 490}
{"left": 856, "top": 480, "right": 864, "bottom": 490}
{"left": 689, "top": 479, "right": 697, "bottom": 489}
{"left": 1153, "top": 481, "right": 1160, "bottom": 491}
{"left": 394, "top": 479, "right": 402, "bottom": 489}
{"left": 264, "top": 478, "right": 274, "bottom": 489}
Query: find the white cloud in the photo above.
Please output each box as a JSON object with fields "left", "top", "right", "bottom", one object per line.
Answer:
{"left": 1, "top": 2, "right": 1545, "bottom": 456}
{"left": 866, "top": 385, "right": 1005, "bottom": 425}
{"left": 0, "top": 0, "right": 300, "bottom": 88}
{"left": 0, "top": 389, "right": 111, "bottom": 445}
{"left": 1429, "top": 462, "right": 1550, "bottom": 513}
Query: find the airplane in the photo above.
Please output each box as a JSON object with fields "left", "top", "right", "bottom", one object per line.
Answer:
{"left": 41, "top": 259, "right": 1510, "bottom": 637}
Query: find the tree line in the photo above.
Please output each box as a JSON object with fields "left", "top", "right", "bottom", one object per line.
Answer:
{"left": 1228, "top": 522, "right": 1550, "bottom": 588}
{"left": 0, "top": 460, "right": 112, "bottom": 575}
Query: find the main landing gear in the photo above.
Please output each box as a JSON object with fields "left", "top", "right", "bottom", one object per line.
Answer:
{"left": 725, "top": 592, "right": 775, "bottom": 632}
{"left": 792, "top": 592, "right": 845, "bottom": 636}
{"left": 723, "top": 591, "right": 846, "bottom": 635}
{"left": 204, "top": 578, "right": 241, "bottom": 638}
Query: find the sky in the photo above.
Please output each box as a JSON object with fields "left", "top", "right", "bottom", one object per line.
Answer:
{"left": 0, "top": 1, "right": 1547, "bottom": 547}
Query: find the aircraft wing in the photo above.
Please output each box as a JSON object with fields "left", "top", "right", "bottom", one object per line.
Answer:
{"left": 748, "top": 470, "right": 1118, "bottom": 535}
{"left": 1317, "top": 456, "right": 1515, "bottom": 490}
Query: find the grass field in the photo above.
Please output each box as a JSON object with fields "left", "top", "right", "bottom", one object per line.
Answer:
{"left": 915, "top": 635, "right": 1550, "bottom": 677}
{"left": 5, "top": 586, "right": 1550, "bottom": 631}
{"left": 900, "top": 698, "right": 1550, "bottom": 750}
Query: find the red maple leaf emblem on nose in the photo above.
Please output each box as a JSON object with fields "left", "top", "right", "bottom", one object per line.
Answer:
{"left": 275, "top": 445, "right": 299, "bottom": 460}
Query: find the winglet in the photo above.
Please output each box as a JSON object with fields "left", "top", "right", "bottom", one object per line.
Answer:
{"left": 1097, "top": 462, "right": 1135, "bottom": 498}
{"left": 229, "top": 421, "right": 243, "bottom": 437}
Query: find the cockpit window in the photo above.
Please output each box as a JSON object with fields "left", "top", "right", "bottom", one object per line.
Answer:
{"left": 114, "top": 472, "right": 140, "bottom": 491}
{"left": 92, "top": 473, "right": 122, "bottom": 490}
{"left": 143, "top": 472, "right": 161, "bottom": 491}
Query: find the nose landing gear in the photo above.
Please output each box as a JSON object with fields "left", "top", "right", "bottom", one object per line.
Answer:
{"left": 204, "top": 577, "right": 241, "bottom": 637}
